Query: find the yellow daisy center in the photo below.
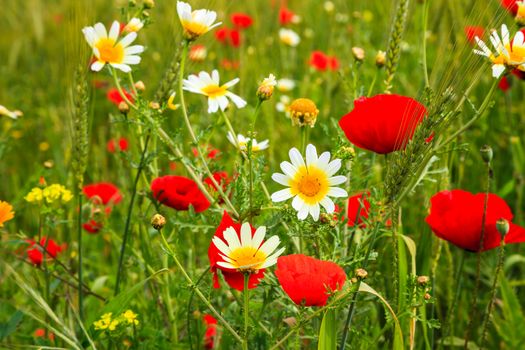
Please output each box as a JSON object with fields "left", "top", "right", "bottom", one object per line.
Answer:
{"left": 227, "top": 246, "right": 267, "bottom": 272}
{"left": 95, "top": 38, "right": 124, "bottom": 64}
{"left": 202, "top": 84, "right": 228, "bottom": 98}
{"left": 290, "top": 165, "right": 329, "bottom": 205}
{"left": 508, "top": 44, "right": 525, "bottom": 63}
{"left": 181, "top": 20, "right": 209, "bottom": 37}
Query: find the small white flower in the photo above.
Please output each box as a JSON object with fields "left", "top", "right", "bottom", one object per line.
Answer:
{"left": 82, "top": 21, "right": 144, "bottom": 73}
{"left": 227, "top": 132, "right": 269, "bottom": 152}
{"left": 260, "top": 74, "right": 277, "bottom": 88}
{"left": 276, "top": 79, "right": 295, "bottom": 92}
{"left": 123, "top": 18, "right": 144, "bottom": 33}
{"left": 271, "top": 144, "right": 348, "bottom": 221}
{"left": 276, "top": 95, "right": 291, "bottom": 113}
{"left": 213, "top": 222, "right": 284, "bottom": 272}
{"left": 473, "top": 24, "right": 525, "bottom": 78}
{"left": 0, "top": 105, "right": 22, "bottom": 119}
{"left": 177, "top": 1, "right": 221, "bottom": 40}
{"left": 279, "top": 28, "right": 300, "bottom": 47}
{"left": 183, "top": 70, "right": 247, "bottom": 113}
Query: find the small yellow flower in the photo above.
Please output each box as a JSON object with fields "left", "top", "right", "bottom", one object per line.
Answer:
{"left": 167, "top": 92, "right": 180, "bottom": 110}
{"left": 122, "top": 310, "right": 139, "bottom": 325}
{"left": 26, "top": 185, "right": 72, "bottom": 204}
{"left": 0, "top": 201, "right": 15, "bottom": 228}
{"left": 93, "top": 313, "right": 113, "bottom": 330}
{"left": 25, "top": 188, "right": 44, "bottom": 203}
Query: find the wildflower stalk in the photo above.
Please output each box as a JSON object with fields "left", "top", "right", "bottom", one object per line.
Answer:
{"left": 71, "top": 65, "right": 89, "bottom": 320}
{"left": 154, "top": 45, "right": 181, "bottom": 103}
{"left": 159, "top": 230, "right": 243, "bottom": 344}
{"left": 243, "top": 273, "right": 250, "bottom": 350}
{"left": 422, "top": 0, "right": 431, "bottom": 88}
{"left": 248, "top": 100, "right": 263, "bottom": 223}
{"left": 480, "top": 241, "right": 505, "bottom": 345}
{"left": 114, "top": 133, "right": 151, "bottom": 296}
{"left": 463, "top": 155, "right": 492, "bottom": 349}
{"left": 178, "top": 41, "right": 239, "bottom": 218}
{"left": 110, "top": 67, "right": 137, "bottom": 110}
{"left": 300, "top": 127, "right": 308, "bottom": 154}
{"left": 384, "top": 0, "right": 410, "bottom": 93}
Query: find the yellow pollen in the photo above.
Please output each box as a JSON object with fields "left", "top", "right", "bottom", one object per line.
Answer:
{"left": 202, "top": 84, "right": 228, "bottom": 98}
{"left": 95, "top": 38, "right": 124, "bottom": 64}
{"left": 181, "top": 19, "right": 209, "bottom": 37}
{"left": 228, "top": 246, "right": 267, "bottom": 272}
{"left": 290, "top": 166, "right": 329, "bottom": 205}
{"left": 288, "top": 98, "right": 319, "bottom": 127}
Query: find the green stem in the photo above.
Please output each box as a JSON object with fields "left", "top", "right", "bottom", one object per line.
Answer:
{"left": 110, "top": 67, "right": 137, "bottom": 110}
{"left": 300, "top": 127, "right": 308, "bottom": 154}
{"left": 422, "top": 0, "right": 430, "bottom": 88}
{"left": 159, "top": 230, "right": 243, "bottom": 344}
{"left": 243, "top": 273, "right": 250, "bottom": 350}
{"left": 77, "top": 192, "right": 83, "bottom": 320}
{"left": 114, "top": 133, "right": 151, "bottom": 296}
{"left": 248, "top": 100, "right": 263, "bottom": 224}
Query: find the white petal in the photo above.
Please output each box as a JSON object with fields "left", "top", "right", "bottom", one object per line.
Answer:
{"left": 328, "top": 187, "right": 348, "bottom": 198}
{"left": 305, "top": 144, "right": 318, "bottom": 166}
{"left": 328, "top": 175, "right": 347, "bottom": 185}
{"left": 90, "top": 60, "right": 105, "bottom": 71}
{"left": 109, "top": 21, "right": 120, "bottom": 41}
{"left": 223, "top": 78, "right": 240, "bottom": 88}
{"left": 119, "top": 32, "right": 137, "bottom": 48}
{"left": 94, "top": 22, "right": 107, "bottom": 39}
{"left": 492, "top": 64, "right": 506, "bottom": 78}
{"left": 208, "top": 98, "right": 219, "bottom": 113}
{"left": 297, "top": 205, "right": 309, "bottom": 220}
{"left": 309, "top": 203, "right": 320, "bottom": 221}
{"left": 223, "top": 227, "right": 241, "bottom": 249}
{"left": 217, "top": 261, "right": 236, "bottom": 269}
{"left": 289, "top": 148, "right": 305, "bottom": 168}
{"left": 125, "top": 45, "right": 144, "bottom": 55}
{"left": 217, "top": 95, "right": 229, "bottom": 111}
{"left": 82, "top": 27, "right": 97, "bottom": 47}
{"left": 317, "top": 151, "right": 331, "bottom": 169}
{"left": 319, "top": 197, "right": 335, "bottom": 213}
{"left": 252, "top": 226, "right": 266, "bottom": 248}
{"left": 280, "top": 161, "right": 297, "bottom": 178}
{"left": 211, "top": 70, "right": 220, "bottom": 84}
{"left": 258, "top": 235, "right": 280, "bottom": 255}
{"left": 123, "top": 55, "right": 141, "bottom": 64}
{"left": 212, "top": 237, "right": 231, "bottom": 256}
{"left": 272, "top": 173, "right": 291, "bottom": 186}
{"left": 292, "top": 195, "right": 305, "bottom": 211}
{"left": 226, "top": 92, "right": 247, "bottom": 108}
{"left": 110, "top": 63, "right": 132, "bottom": 73}
{"left": 259, "top": 258, "right": 278, "bottom": 269}
{"left": 240, "top": 222, "right": 252, "bottom": 247}
{"left": 271, "top": 189, "right": 294, "bottom": 202}
{"left": 326, "top": 159, "right": 342, "bottom": 176}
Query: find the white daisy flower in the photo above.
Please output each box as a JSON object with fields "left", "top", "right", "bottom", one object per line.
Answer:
{"left": 279, "top": 28, "right": 300, "bottom": 47}
{"left": 182, "top": 70, "right": 247, "bottom": 113}
{"left": 82, "top": 21, "right": 144, "bottom": 73}
{"left": 177, "top": 1, "right": 221, "bottom": 40}
{"left": 123, "top": 18, "right": 144, "bottom": 33}
{"left": 0, "top": 105, "right": 22, "bottom": 119}
{"left": 473, "top": 24, "right": 525, "bottom": 78}
{"left": 276, "top": 95, "right": 291, "bottom": 114}
{"left": 227, "top": 132, "right": 269, "bottom": 152}
{"left": 271, "top": 144, "right": 348, "bottom": 221}
{"left": 212, "top": 222, "right": 285, "bottom": 272}
{"left": 277, "top": 79, "right": 295, "bottom": 92}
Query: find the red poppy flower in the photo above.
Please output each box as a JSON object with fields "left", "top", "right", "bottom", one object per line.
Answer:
{"left": 230, "top": 28, "right": 241, "bottom": 47}
{"left": 151, "top": 176, "right": 210, "bottom": 213}
{"left": 83, "top": 183, "right": 123, "bottom": 206}
{"left": 275, "top": 254, "right": 346, "bottom": 306}
{"left": 346, "top": 192, "right": 370, "bottom": 227}
{"left": 107, "top": 137, "right": 129, "bottom": 153}
{"left": 215, "top": 28, "right": 230, "bottom": 43}
{"left": 309, "top": 51, "right": 329, "bottom": 71}
{"left": 426, "top": 190, "right": 525, "bottom": 252}
{"left": 34, "top": 328, "right": 55, "bottom": 341}
{"left": 26, "top": 237, "right": 63, "bottom": 266}
{"left": 204, "top": 171, "right": 231, "bottom": 192}
{"left": 107, "top": 88, "right": 134, "bottom": 106}
{"left": 83, "top": 219, "right": 103, "bottom": 234}
{"left": 330, "top": 57, "right": 340, "bottom": 70}
{"left": 220, "top": 59, "right": 240, "bottom": 70}
{"left": 501, "top": 0, "right": 519, "bottom": 15}
{"left": 189, "top": 45, "right": 207, "bottom": 62}
{"left": 203, "top": 314, "right": 218, "bottom": 349}
{"left": 231, "top": 13, "right": 253, "bottom": 29}
{"left": 464, "top": 26, "right": 484, "bottom": 45}
{"left": 192, "top": 145, "right": 220, "bottom": 160}
{"left": 279, "top": 7, "right": 296, "bottom": 25}
{"left": 208, "top": 211, "right": 265, "bottom": 291}
{"left": 512, "top": 68, "right": 525, "bottom": 80}
{"left": 339, "top": 94, "right": 428, "bottom": 154}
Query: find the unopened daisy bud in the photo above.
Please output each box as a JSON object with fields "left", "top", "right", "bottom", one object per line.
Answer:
{"left": 375, "top": 50, "right": 386, "bottom": 67}
{"left": 480, "top": 145, "right": 493, "bottom": 164}
{"left": 43, "top": 160, "right": 54, "bottom": 169}
{"left": 118, "top": 102, "right": 129, "bottom": 114}
{"left": 283, "top": 317, "right": 297, "bottom": 327}
{"left": 288, "top": 98, "right": 319, "bottom": 128}
{"left": 149, "top": 101, "right": 160, "bottom": 110}
{"left": 257, "top": 74, "right": 277, "bottom": 101}
{"left": 350, "top": 277, "right": 358, "bottom": 284}
{"left": 496, "top": 218, "right": 510, "bottom": 237}
{"left": 134, "top": 81, "right": 145, "bottom": 92}
{"left": 123, "top": 18, "right": 144, "bottom": 33}
{"left": 320, "top": 213, "right": 337, "bottom": 227}
{"left": 352, "top": 47, "right": 365, "bottom": 62}
{"left": 151, "top": 214, "right": 166, "bottom": 230}
{"left": 355, "top": 268, "right": 368, "bottom": 279}
{"left": 144, "top": 0, "right": 155, "bottom": 9}
{"left": 417, "top": 275, "right": 430, "bottom": 286}
{"left": 337, "top": 146, "right": 356, "bottom": 161}
{"left": 167, "top": 93, "right": 180, "bottom": 110}
{"left": 424, "top": 293, "right": 431, "bottom": 300}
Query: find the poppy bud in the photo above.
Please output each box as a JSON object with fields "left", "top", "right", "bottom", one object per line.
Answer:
{"left": 355, "top": 268, "right": 368, "bottom": 279}
{"left": 417, "top": 275, "right": 430, "bottom": 286}
{"left": 424, "top": 293, "right": 431, "bottom": 300}
{"left": 151, "top": 214, "right": 166, "bottom": 230}
{"left": 118, "top": 101, "right": 129, "bottom": 114}
{"left": 496, "top": 218, "right": 510, "bottom": 237}
{"left": 134, "top": 81, "right": 146, "bottom": 92}
{"left": 375, "top": 50, "right": 386, "bottom": 67}
{"left": 144, "top": 0, "right": 155, "bottom": 9}
{"left": 288, "top": 98, "right": 319, "bottom": 128}
{"left": 352, "top": 47, "right": 365, "bottom": 62}
{"left": 480, "top": 145, "right": 493, "bottom": 163}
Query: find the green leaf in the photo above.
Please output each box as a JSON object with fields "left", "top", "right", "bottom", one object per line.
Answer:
{"left": 318, "top": 309, "right": 337, "bottom": 350}
{"left": 0, "top": 310, "right": 23, "bottom": 341}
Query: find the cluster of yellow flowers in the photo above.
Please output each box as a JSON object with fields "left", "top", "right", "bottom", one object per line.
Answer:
{"left": 93, "top": 310, "right": 139, "bottom": 332}
{"left": 25, "top": 184, "right": 73, "bottom": 204}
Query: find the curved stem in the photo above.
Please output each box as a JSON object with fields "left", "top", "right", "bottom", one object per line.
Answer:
{"left": 114, "top": 133, "right": 151, "bottom": 295}
{"left": 247, "top": 100, "right": 263, "bottom": 224}
{"left": 243, "top": 273, "right": 250, "bottom": 350}
{"left": 110, "top": 67, "right": 137, "bottom": 110}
